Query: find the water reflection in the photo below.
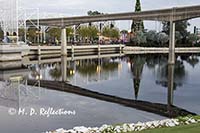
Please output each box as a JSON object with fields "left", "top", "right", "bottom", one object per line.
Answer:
{"left": 129, "top": 55, "right": 145, "bottom": 100}
{"left": 61, "top": 56, "right": 67, "bottom": 82}
{"left": 0, "top": 77, "right": 41, "bottom": 110}
{"left": 0, "top": 53, "right": 200, "bottom": 133}
{"left": 156, "top": 60, "right": 186, "bottom": 90}
{"left": 49, "top": 63, "right": 62, "bottom": 81}
{"left": 26, "top": 54, "right": 200, "bottom": 103}
{"left": 181, "top": 54, "right": 199, "bottom": 68}
{"left": 127, "top": 55, "right": 187, "bottom": 116}
{"left": 167, "top": 64, "right": 174, "bottom": 116}
{"left": 25, "top": 54, "right": 197, "bottom": 118}
{"left": 0, "top": 54, "right": 200, "bottom": 117}
{"left": 0, "top": 81, "right": 20, "bottom": 109}
{"left": 126, "top": 54, "right": 200, "bottom": 114}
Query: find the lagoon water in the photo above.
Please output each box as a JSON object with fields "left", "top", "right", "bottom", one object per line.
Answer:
{"left": 0, "top": 54, "right": 200, "bottom": 133}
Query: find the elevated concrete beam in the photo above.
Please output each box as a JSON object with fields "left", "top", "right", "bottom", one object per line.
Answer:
{"left": 26, "top": 5, "right": 200, "bottom": 27}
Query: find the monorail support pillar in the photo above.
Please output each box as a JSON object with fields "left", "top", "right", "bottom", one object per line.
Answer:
{"left": 168, "top": 21, "right": 175, "bottom": 64}
{"left": 61, "top": 27, "right": 67, "bottom": 56}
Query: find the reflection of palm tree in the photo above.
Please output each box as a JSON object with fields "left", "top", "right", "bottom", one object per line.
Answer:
{"left": 129, "top": 55, "right": 145, "bottom": 100}
{"left": 186, "top": 55, "right": 199, "bottom": 68}
{"left": 156, "top": 60, "right": 186, "bottom": 90}
{"left": 146, "top": 54, "right": 168, "bottom": 69}
{"left": 102, "top": 62, "right": 118, "bottom": 72}
{"left": 174, "top": 61, "right": 186, "bottom": 80}
{"left": 30, "top": 66, "right": 40, "bottom": 79}
{"left": 49, "top": 64, "right": 62, "bottom": 81}
{"left": 78, "top": 64, "right": 97, "bottom": 76}
{"left": 77, "top": 59, "right": 119, "bottom": 76}
{"left": 180, "top": 54, "right": 199, "bottom": 68}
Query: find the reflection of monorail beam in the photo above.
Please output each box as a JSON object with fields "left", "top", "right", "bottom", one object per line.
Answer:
{"left": 28, "top": 80, "right": 196, "bottom": 118}
{"left": 0, "top": 82, "right": 19, "bottom": 109}
{"left": 23, "top": 53, "right": 124, "bottom": 65}
{"left": 0, "top": 81, "right": 42, "bottom": 109}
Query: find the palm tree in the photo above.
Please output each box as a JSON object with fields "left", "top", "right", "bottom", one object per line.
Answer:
{"left": 0, "top": 28, "right": 4, "bottom": 41}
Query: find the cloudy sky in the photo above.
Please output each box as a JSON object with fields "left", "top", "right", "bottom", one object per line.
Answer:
{"left": 18, "top": 0, "right": 200, "bottom": 31}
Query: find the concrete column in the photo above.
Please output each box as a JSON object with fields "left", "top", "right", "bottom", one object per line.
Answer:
{"left": 74, "top": 25, "right": 76, "bottom": 42}
{"left": 43, "top": 31, "right": 46, "bottom": 43}
{"left": 168, "top": 21, "right": 175, "bottom": 64}
{"left": 40, "top": 31, "right": 43, "bottom": 43}
{"left": 167, "top": 64, "right": 174, "bottom": 116}
{"left": 61, "top": 56, "right": 67, "bottom": 82}
{"left": 37, "top": 31, "right": 40, "bottom": 44}
{"left": 168, "top": 64, "right": 174, "bottom": 106}
{"left": 61, "top": 27, "right": 67, "bottom": 56}
{"left": 71, "top": 45, "right": 75, "bottom": 61}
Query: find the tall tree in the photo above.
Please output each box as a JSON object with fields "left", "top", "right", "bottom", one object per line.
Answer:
{"left": 78, "top": 26, "right": 89, "bottom": 42}
{"left": 66, "top": 27, "right": 74, "bottom": 37}
{"left": 47, "top": 28, "right": 61, "bottom": 42}
{"left": 27, "top": 28, "right": 38, "bottom": 43}
{"left": 162, "top": 21, "right": 190, "bottom": 44}
{"left": 78, "top": 25, "right": 99, "bottom": 42}
{"left": 131, "top": 0, "right": 144, "bottom": 32}
{"left": 18, "top": 28, "right": 26, "bottom": 42}
{"left": 88, "top": 26, "right": 99, "bottom": 40}
{"left": 87, "top": 10, "right": 103, "bottom": 26}
{"left": 102, "top": 26, "right": 119, "bottom": 39}
{"left": 87, "top": 10, "right": 103, "bottom": 16}
{"left": 0, "top": 28, "right": 4, "bottom": 41}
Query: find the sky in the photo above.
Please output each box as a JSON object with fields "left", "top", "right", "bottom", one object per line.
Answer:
{"left": 18, "top": 0, "right": 200, "bottom": 32}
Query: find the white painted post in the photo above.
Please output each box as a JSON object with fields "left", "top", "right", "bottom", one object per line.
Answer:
{"left": 98, "top": 43, "right": 100, "bottom": 52}
{"left": 119, "top": 43, "right": 122, "bottom": 51}
{"left": 120, "top": 44, "right": 122, "bottom": 56}
{"left": 71, "top": 45, "right": 74, "bottom": 53}
{"left": 61, "top": 27, "right": 67, "bottom": 56}
{"left": 168, "top": 21, "right": 175, "bottom": 64}
{"left": 38, "top": 45, "right": 41, "bottom": 55}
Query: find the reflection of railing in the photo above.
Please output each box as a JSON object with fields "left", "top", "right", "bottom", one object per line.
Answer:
{"left": 124, "top": 47, "right": 200, "bottom": 54}
{"left": 23, "top": 53, "right": 124, "bottom": 65}
{"left": 28, "top": 79, "right": 196, "bottom": 118}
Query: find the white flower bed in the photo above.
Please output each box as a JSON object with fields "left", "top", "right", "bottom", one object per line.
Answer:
{"left": 46, "top": 116, "right": 200, "bottom": 133}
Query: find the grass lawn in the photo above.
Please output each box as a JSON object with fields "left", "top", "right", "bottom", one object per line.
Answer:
{"left": 128, "top": 123, "right": 200, "bottom": 133}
